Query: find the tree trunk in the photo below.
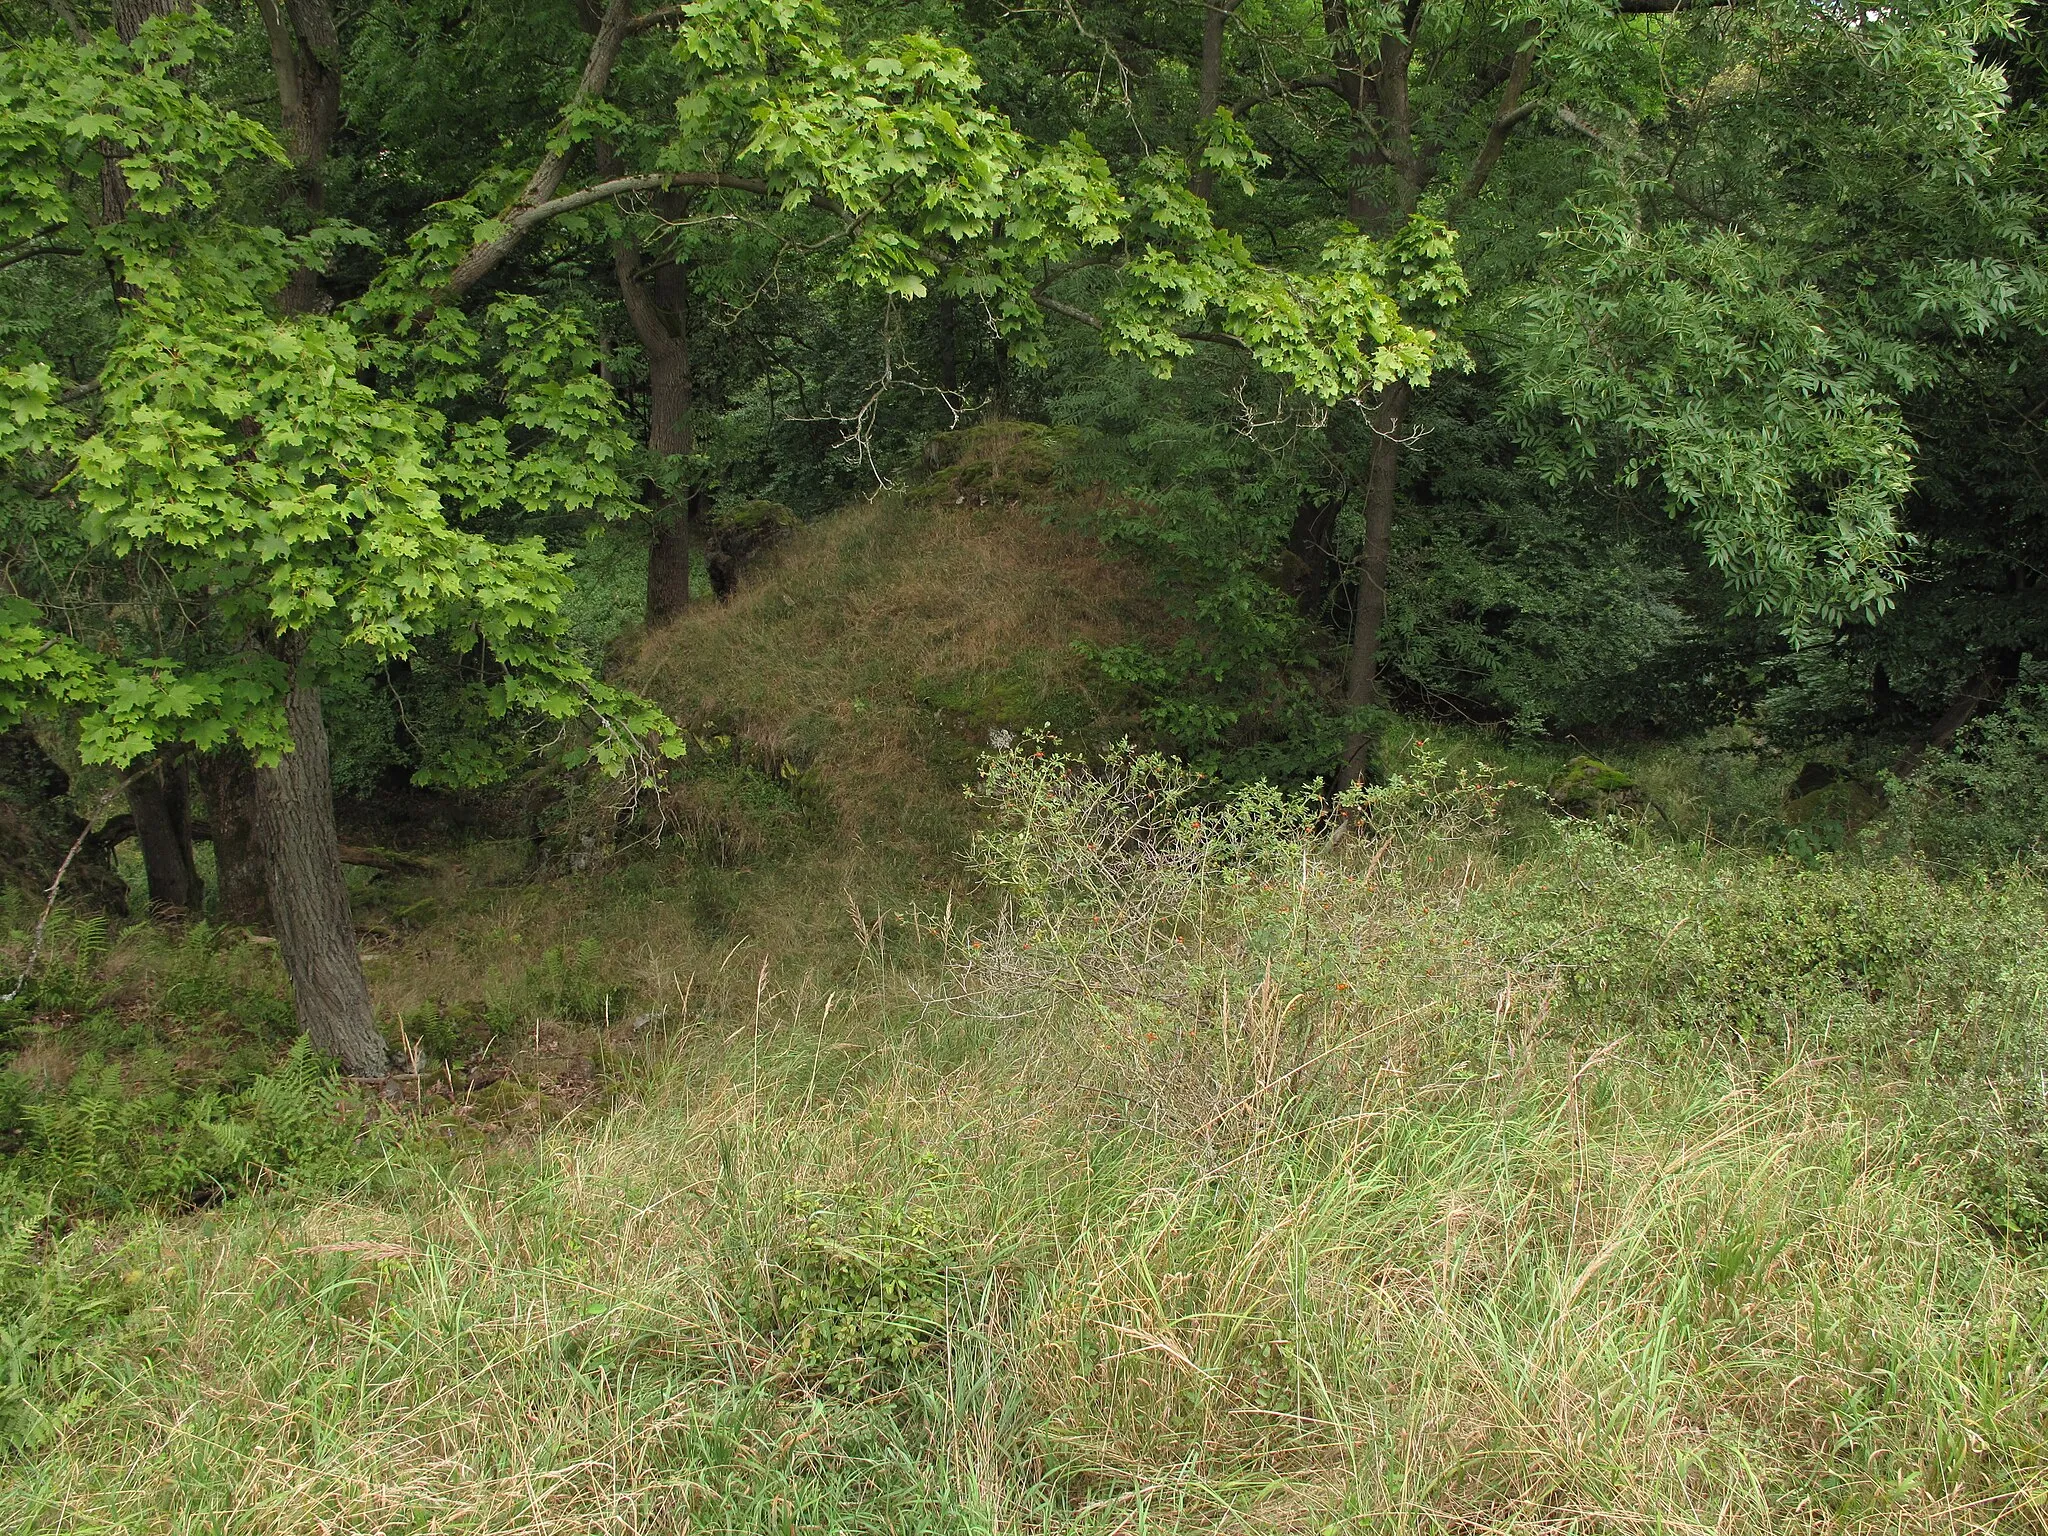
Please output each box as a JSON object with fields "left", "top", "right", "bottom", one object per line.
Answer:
{"left": 99, "top": 0, "right": 190, "bottom": 278}
{"left": 1191, "top": 0, "right": 1231, "bottom": 202}
{"left": 252, "top": 677, "right": 388, "bottom": 1077}
{"left": 126, "top": 754, "right": 204, "bottom": 915}
{"left": 1285, "top": 491, "right": 1342, "bottom": 617}
{"left": 196, "top": 747, "right": 270, "bottom": 928}
{"left": 1892, "top": 663, "right": 2011, "bottom": 778}
{"left": 1338, "top": 380, "right": 1410, "bottom": 785}
{"left": 612, "top": 224, "right": 697, "bottom": 626}
{"left": 937, "top": 291, "right": 959, "bottom": 393}
{"left": 255, "top": 0, "right": 341, "bottom": 314}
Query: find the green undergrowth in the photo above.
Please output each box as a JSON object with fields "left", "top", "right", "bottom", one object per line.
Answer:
{"left": 0, "top": 913, "right": 378, "bottom": 1221}
{"left": 5, "top": 740, "right": 2048, "bottom": 1531}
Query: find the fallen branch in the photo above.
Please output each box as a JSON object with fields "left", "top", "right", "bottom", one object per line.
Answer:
{"left": 90, "top": 815, "right": 432, "bottom": 874}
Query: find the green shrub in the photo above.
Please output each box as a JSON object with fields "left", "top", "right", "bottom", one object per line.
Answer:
{"left": 520, "top": 939, "right": 620, "bottom": 1024}
{"left": 1471, "top": 826, "right": 2048, "bottom": 1038}
{"left": 151, "top": 923, "right": 295, "bottom": 1041}
{"left": 0, "top": 909, "right": 112, "bottom": 1042}
{"left": 392, "top": 1000, "right": 511, "bottom": 1069}
{"left": 1901, "top": 659, "right": 2048, "bottom": 871}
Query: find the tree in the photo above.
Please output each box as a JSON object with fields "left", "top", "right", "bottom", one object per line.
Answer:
{"left": 1, "top": 11, "right": 675, "bottom": 1073}
{"left": 967, "top": 0, "right": 2034, "bottom": 775}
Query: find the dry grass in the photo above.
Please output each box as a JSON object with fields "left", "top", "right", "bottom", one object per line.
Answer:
{"left": 12, "top": 751, "right": 2048, "bottom": 1533}
{"left": 628, "top": 421, "right": 1156, "bottom": 861}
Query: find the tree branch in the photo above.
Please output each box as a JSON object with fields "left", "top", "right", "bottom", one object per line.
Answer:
{"left": 89, "top": 813, "right": 430, "bottom": 873}
{"left": 447, "top": 173, "right": 771, "bottom": 296}
{"left": 443, "top": 0, "right": 636, "bottom": 293}
{"left": 626, "top": 4, "right": 682, "bottom": 32}
{"left": 1453, "top": 24, "right": 1540, "bottom": 211}
{"left": 1037, "top": 294, "right": 1103, "bottom": 329}
{"left": 1034, "top": 293, "right": 1250, "bottom": 353}
{"left": 0, "top": 244, "right": 84, "bottom": 273}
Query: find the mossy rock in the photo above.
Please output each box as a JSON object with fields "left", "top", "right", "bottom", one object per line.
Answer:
{"left": 710, "top": 498, "right": 798, "bottom": 539}
{"left": 1548, "top": 755, "right": 1642, "bottom": 816}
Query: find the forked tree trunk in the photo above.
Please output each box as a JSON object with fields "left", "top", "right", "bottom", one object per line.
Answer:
{"left": 197, "top": 747, "right": 270, "bottom": 927}
{"left": 126, "top": 753, "right": 204, "bottom": 914}
{"left": 253, "top": 677, "right": 388, "bottom": 1076}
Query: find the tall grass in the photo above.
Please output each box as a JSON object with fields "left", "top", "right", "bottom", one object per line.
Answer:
{"left": 7, "top": 743, "right": 2048, "bottom": 1532}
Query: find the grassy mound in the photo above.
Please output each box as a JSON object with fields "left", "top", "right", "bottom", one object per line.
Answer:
{"left": 629, "top": 421, "right": 1156, "bottom": 872}
{"left": 177, "top": 423, "right": 1161, "bottom": 1052}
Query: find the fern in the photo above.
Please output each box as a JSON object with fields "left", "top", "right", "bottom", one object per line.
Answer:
{"left": 7, "top": 1040, "right": 370, "bottom": 1219}
{"left": 0, "top": 1183, "right": 136, "bottom": 1456}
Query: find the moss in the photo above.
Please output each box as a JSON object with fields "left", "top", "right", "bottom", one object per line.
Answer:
{"left": 1547, "top": 754, "right": 1640, "bottom": 813}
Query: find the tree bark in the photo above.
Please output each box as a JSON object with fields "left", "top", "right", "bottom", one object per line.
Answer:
{"left": 196, "top": 747, "right": 270, "bottom": 928}
{"left": 255, "top": 0, "right": 342, "bottom": 314}
{"left": 1190, "top": 0, "right": 1233, "bottom": 202}
{"left": 611, "top": 208, "right": 697, "bottom": 626}
{"left": 126, "top": 753, "right": 204, "bottom": 915}
{"left": 1320, "top": 0, "right": 1382, "bottom": 230}
{"left": 937, "top": 291, "right": 959, "bottom": 393}
{"left": 1285, "top": 491, "right": 1342, "bottom": 616}
{"left": 98, "top": 0, "right": 190, "bottom": 284}
{"left": 1339, "top": 381, "right": 1411, "bottom": 782}
{"left": 252, "top": 675, "right": 388, "bottom": 1077}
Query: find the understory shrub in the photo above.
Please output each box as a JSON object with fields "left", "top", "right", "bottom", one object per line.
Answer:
{"left": 1901, "top": 658, "right": 2048, "bottom": 872}
{"left": 1471, "top": 825, "right": 2048, "bottom": 1041}
{"left": 750, "top": 1191, "right": 958, "bottom": 1396}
